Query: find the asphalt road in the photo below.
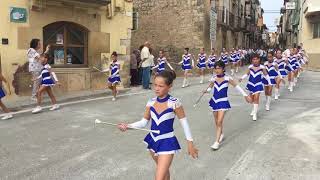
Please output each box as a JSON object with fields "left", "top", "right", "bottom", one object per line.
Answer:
{"left": 1, "top": 68, "right": 319, "bottom": 180}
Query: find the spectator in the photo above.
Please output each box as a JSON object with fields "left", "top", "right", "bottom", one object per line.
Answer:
{"left": 27, "top": 39, "right": 49, "bottom": 101}
{"left": 140, "top": 42, "right": 152, "bottom": 89}
{"left": 130, "top": 49, "right": 139, "bottom": 86}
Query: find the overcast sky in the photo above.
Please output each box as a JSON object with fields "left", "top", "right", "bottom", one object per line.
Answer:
{"left": 260, "top": 0, "right": 283, "bottom": 32}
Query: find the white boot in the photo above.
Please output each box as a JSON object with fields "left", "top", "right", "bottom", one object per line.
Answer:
{"left": 211, "top": 141, "right": 220, "bottom": 150}
{"left": 1, "top": 113, "right": 13, "bottom": 120}
{"left": 182, "top": 78, "right": 186, "bottom": 88}
{"left": 274, "top": 88, "right": 279, "bottom": 100}
{"left": 200, "top": 75, "right": 204, "bottom": 84}
{"left": 231, "top": 69, "right": 234, "bottom": 76}
{"left": 289, "top": 82, "right": 294, "bottom": 92}
{"left": 32, "top": 106, "right": 42, "bottom": 114}
{"left": 294, "top": 78, "right": 297, "bottom": 86}
{"left": 236, "top": 67, "right": 239, "bottom": 73}
{"left": 252, "top": 104, "right": 258, "bottom": 121}
{"left": 250, "top": 105, "right": 255, "bottom": 116}
{"left": 265, "top": 96, "right": 271, "bottom": 111}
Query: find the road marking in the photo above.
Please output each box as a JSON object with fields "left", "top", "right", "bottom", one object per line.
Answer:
{"left": 255, "top": 130, "right": 275, "bottom": 145}
{"left": 225, "top": 150, "right": 255, "bottom": 179}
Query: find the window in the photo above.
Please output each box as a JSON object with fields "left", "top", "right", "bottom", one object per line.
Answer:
{"left": 43, "top": 21, "right": 88, "bottom": 67}
{"left": 132, "top": 11, "right": 139, "bottom": 31}
{"left": 313, "top": 23, "right": 320, "bottom": 39}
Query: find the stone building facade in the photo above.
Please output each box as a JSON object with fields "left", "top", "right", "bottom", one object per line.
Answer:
{"left": 0, "top": 0, "right": 133, "bottom": 98}
{"left": 131, "top": 0, "right": 260, "bottom": 65}
{"left": 131, "top": 0, "right": 211, "bottom": 63}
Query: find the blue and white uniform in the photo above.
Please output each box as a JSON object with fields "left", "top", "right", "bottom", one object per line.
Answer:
{"left": 197, "top": 53, "right": 207, "bottom": 69}
{"left": 220, "top": 53, "right": 229, "bottom": 65}
{"left": 40, "top": 64, "right": 55, "bottom": 87}
{"left": 298, "top": 53, "right": 306, "bottom": 65}
{"left": 0, "top": 86, "right": 6, "bottom": 99}
{"left": 286, "top": 55, "right": 297, "bottom": 72}
{"left": 275, "top": 57, "right": 287, "bottom": 78}
{"left": 263, "top": 62, "right": 278, "bottom": 86}
{"left": 246, "top": 64, "right": 265, "bottom": 94}
{"left": 108, "top": 61, "right": 121, "bottom": 84}
{"left": 209, "top": 74, "right": 232, "bottom": 111}
{"left": 143, "top": 95, "right": 182, "bottom": 156}
{"left": 208, "top": 54, "right": 216, "bottom": 69}
{"left": 182, "top": 54, "right": 192, "bottom": 71}
{"left": 156, "top": 57, "right": 167, "bottom": 73}
{"left": 230, "top": 52, "right": 237, "bottom": 64}
{"left": 235, "top": 51, "right": 241, "bottom": 62}
{"left": 295, "top": 54, "right": 302, "bottom": 68}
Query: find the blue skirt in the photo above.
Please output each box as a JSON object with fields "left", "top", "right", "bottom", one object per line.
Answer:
{"left": 108, "top": 76, "right": 121, "bottom": 84}
{"left": 209, "top": 99, "right": 231, "bottom": 111}
{"left": 279, "top": 70, "right": 287, "bottom": 77}
{"left": 208, "top": 63, "right": 215, "bottom": 69}
{"left": 144, "top": 133, "right": 181, "bottom": 155}
{"left": 41, "top": 79, "right": 55, "bottom": 87}
{"left": 222, "top": 59, "right": 229, "bottom": 65}
{"left": 197, "top": 63, "right": 206, "bottom": 69}
{"left": 182, "top": 64, "right": 192, "bottom": 71}
{"left": 0, "top": 87, "right": 6, "bottom": 99}
{"left": 262, "top": 77, "right": 277, "bottom": 85}
{"left": 246, "top": 83, "right": 264, "bottom": 94}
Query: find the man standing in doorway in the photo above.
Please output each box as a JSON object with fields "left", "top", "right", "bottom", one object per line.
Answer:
{"left": 140, "top": 42, "right": 152, "bottom": 90}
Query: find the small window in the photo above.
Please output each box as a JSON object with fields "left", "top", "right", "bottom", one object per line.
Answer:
{"left": 43, "top": 21, "right": 88, "bottom": 67}
{"left": 313, "top": 23, "right": 320, "bottom": 39}
{"left": 132, "top": 11, "right": 139, "bottom": 31}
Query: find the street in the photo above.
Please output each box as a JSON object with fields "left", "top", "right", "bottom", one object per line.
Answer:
{"left": 1, "top": 69, "right": 320, "bottom": 180}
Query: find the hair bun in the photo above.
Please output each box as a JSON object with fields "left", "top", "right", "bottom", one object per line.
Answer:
{"left": 168, "top": 70, "right": 176, "bottom": 80}
{"left": 111, "top": 51, "right": 118, "bottom": 56}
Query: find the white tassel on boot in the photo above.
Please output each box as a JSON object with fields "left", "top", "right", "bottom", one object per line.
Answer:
{"left": 265, "top": 96, "right": 271, "bottom": 111}
{"left": 182, "top": 78, "right": 186, "bottom": 88}
{"left": 200, "top": 75, "right": 204, "bottom": 84}
{"left": 250, "top": 104, "right": 255, "bottom": 116}
{"left": 274, "top": 88, "right": 279, "bottom": 100}
{"left": 186, "top": 78, "right": 190, "bottom": 87}
{"left": 252, "top": 104, "right": 258, "bottom": 121}
{"left": 231, "top": 69, "right": 235, "bottom": 76}
{"left": 293, "top": 78, "right": 297, "bottom": 86}
{"left": 289, "top": 82, "right": 294, "bottom": 92}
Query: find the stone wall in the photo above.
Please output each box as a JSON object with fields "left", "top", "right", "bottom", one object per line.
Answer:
{"left": 132, "top": 0, "right": 209, "bottom": 64}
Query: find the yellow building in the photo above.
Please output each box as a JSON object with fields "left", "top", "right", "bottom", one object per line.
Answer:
{"left": 0, "top": 0, "right": 133, "bottom": 98}
{"left": 299, "top": 0, "right": 320, "bottom": 70}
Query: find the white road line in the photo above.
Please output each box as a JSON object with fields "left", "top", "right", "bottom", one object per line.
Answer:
{"left": 0, "top": 91, "right": 149, "bottom": 117}
{"left": 225, "top": 150, "right": 255, "bottom": 179}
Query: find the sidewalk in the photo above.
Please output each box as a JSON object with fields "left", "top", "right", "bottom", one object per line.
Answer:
{"left": 2, "top": 87, "right": 132, "bottom": 112}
